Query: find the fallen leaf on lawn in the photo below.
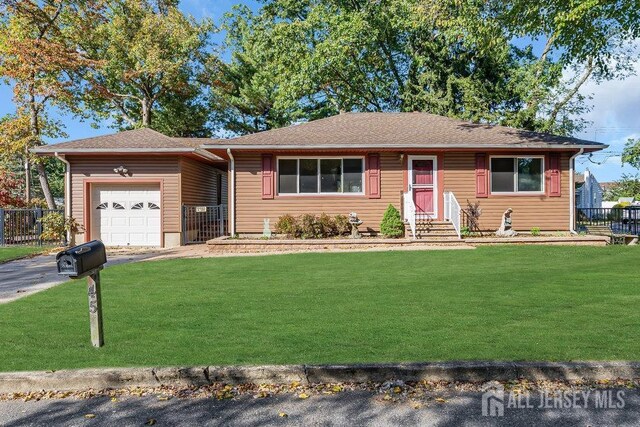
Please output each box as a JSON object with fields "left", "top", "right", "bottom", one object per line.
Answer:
{"left": 412, "top": 403, "right": 422, "bottom": 409}
{"left": 290, "top": 381, "right": 301, "bottom": 388}
{"left": 145, "top": 418, "right": 156, "bottom": 425}
{"left": 158, "top": 396, "right": 170, "bottom": 401}
{"left": 383, "top": 394, "right": 392, "bottom": 401}
{"left": 110, "top": 397, "right": 117, "bottom": 402}
{"left": 331, "top": 385, "right": 343, "bottom": 393}
{"left": 84, "top": 414, "right": 96, "bottom": 419}
{"left": 298, "top": 393, "right": 310, "bottom": 399}
{"left": 435, "top": 397, "right": 447, "bottom": 403}
{"left": 393, "top": 386, "right": 402, "bottom": 394}
{"left": 278, "top": 412, "right": 288, "bottom": 418}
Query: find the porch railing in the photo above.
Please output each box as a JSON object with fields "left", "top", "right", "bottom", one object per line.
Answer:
{"left": 576, "top": 207, "right": 639, "bottom": 236}
{"left": 182, "top": 204, "right": 228, "bottom": 244}
{"left": 443, "top": 191, "right": 462, "bottom": 238}
{"left": 0, "top": 208, "right": 66, "bottom": 246}
{"left": 403, "top": 191, "right": 416, "bottom": 239}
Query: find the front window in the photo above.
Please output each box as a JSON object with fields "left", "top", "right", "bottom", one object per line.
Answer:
{"left": 490, "top": 157, "right": 543, "bottom": 193}
{"left": 278, "top": 158, "right": 364, "bottom": 194}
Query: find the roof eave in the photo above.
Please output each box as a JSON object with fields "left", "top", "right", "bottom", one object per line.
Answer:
{"left": 204, "top": 143, "right": 608, "bottom": 150}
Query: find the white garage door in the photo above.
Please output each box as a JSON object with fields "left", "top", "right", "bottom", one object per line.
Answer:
{"left": 91, "top": 184, "right": 161, "bottom": 247}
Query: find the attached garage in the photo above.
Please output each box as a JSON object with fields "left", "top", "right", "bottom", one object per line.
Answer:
{"left": 91, "top": 184, "right": 162, "bottom": 246}
{"left": 33, "top": 128, "right": 228, "bottom": 248}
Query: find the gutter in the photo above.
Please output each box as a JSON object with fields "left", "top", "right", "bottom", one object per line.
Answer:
{"left": 203, "top": 144, "right": 608, "bottom": 150}
{"left": 227, "top": 148, "right": 235, "bottom": 237}
{"left": 54, "top": 152, "right": 72, "bottom": 243}
{"left": 569, "top": 148, "right": 585, "bottom": 234}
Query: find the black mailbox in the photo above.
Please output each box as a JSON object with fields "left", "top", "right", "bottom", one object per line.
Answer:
{"left": 56, "top": 240, "right": 107, "bottom": 279}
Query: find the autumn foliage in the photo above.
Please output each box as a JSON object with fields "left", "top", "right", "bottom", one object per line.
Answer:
{"left": 0, "top": 170, "right": 27, "bottom": 208}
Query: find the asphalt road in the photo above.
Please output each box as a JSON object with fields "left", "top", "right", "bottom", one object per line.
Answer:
{"left": 1, "top": 389, "right": 638, "bottom": 426}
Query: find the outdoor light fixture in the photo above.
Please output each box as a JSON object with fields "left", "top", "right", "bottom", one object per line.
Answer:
{"left": 113, "top": 165, "right": 129, "bottom": 175}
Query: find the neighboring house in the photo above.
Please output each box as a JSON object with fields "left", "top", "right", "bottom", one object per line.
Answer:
{"left": 34, "top": 112, "right": 606, "bottom": 247}
{"left": 575, "top": 168, "right": 603, "bottom": 209}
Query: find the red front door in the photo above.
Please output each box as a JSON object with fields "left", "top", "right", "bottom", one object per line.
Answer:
{"left": 411, "top": 159, "right": 434, "bottom": 216}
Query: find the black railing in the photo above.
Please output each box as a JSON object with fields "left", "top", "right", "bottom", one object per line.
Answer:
{"left": 576, "top": 207, "right": 640, "bottom": 236}
{"left": 0, "top": 208, "right": 66, "bottom": 246}
{"left": 182, "top": 204, "right": 228, "bottom": 244}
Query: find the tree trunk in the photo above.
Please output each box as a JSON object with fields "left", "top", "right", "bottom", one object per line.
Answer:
{"left": 141, "top": 98, "right": 152, "bottom": 127}
{"left": 24, "top": 152, "right": 31, "bottom": 203}
{"left": 29, "top": 89, "right": 56, "bottom": 209}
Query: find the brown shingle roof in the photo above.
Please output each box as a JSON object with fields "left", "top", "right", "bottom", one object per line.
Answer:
{"left": 32, "top": 128, "right": 223, "bottom": 160}
{"left": 204, "top": 112, "right": 606, "bottom": 150}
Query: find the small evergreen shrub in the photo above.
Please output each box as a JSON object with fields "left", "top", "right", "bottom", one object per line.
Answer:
{"left": 380, "top": 204, "right": 404, "bottom": 238}
{"left": 460, "top": 226, "right": 471, "bottom": 237}
{"left": 530, "top": 227, "right": 541, "bottom": 236}
{"left": 334, "top": 214, "right": 351, "bottom": 236}
{"left": 275, "top": 214, "right": 299, "bottom": 237}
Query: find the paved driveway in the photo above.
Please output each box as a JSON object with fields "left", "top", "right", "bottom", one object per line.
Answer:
{"left": 0, "top": 250, "right": 160, "bottom": 303}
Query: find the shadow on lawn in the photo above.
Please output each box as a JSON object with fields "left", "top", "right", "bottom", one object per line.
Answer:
{"left": 4, "top": 388, "right": 638, "bottom": 426}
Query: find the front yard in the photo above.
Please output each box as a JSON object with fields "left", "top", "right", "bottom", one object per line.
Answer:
{"left": 0, "top": 246, "right": 638, "bottom": 371}
{"left": 0, "top": 246, "right": 53, "bottom": 263}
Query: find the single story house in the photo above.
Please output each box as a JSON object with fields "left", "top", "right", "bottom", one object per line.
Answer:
{"left": 34, "top": 112, "right": 606, "bottom": 247}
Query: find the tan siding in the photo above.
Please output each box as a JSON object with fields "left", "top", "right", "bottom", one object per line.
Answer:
{"left": 180, "top": 158, "right": 226, "bottom": 206}
{"left": 443, "top": 152, "right": 572, "bottom": 231}
{"left": 69, "top": 156, "right": 181, "bottom": 233}
{"left": 235, "top": 151, "right": 573, "bottom": 234}
{"left": 234, "top": 153, "right": 404, "bottom": 233}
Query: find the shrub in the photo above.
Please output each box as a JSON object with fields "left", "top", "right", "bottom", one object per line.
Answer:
{"left": 380, "top": 204, "right": 404, "bottom": 238}
{"left": 318, "top": 213, "right": 337, "bottom": 237}
{"left": 275, "top": 214, "right": 299, "bottom": 237}
{"left": 530, "top": 227, "right": 541, "bottom": 237}
{"left": 39, "top": 212, "right": 81, "bottom": 242}
{"left": 334, "top": 214, "right": 351, "bottom": 236}
{"left": 299, "top": 213, "right": 321, "bottom": 239}
{"left": 460, "top": 226, "right": 471, "bottom": 237}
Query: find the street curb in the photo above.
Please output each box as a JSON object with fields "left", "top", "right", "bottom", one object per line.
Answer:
{"left": 1, "top": 362, "right": 639, "bottom": 393}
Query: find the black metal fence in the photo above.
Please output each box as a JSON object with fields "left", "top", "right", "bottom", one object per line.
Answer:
{"left": 576, "top": 207, "right": 640, "bottom": 236}
{"left": 182, "top": 204, "right": 228, "bottom": 244}
{"left": 0, "top": 208, "right": 66, "bottom": 246}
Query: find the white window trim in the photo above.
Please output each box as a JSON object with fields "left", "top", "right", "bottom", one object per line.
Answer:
{"left": 276, "top": 156, "right": 366, "bottom": 196}
{"left": 490, "top": 155, "right": 545, "bottom": 195}
{"left": 408, "top": 155, "right": 438, "bottom": 219}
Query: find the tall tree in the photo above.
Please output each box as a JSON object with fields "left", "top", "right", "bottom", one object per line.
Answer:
{"left": 219, "top": 0, "right": 640, "bottom": 136}
{"left": 78, "top": 0, "right": 213, "bottom": 136}
{"left": 0, "top": 0, "right": 100, "bottom": 208}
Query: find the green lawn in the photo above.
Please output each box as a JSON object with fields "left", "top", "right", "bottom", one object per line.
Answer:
{"left": 1, "top": 246, "right": 639, "bottom": 372}
{"left": 0, "top": 246, "right": 52, "bottom": 263}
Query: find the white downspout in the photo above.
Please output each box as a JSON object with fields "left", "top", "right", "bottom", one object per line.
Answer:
{"left": 54, "top": 152, "right": 72, "bottom": 243}
{"left": 226, "top": 148, "right": 235, "bottom": 236}
{"left": 569, "top": 148, "right": 585, "bottom": 234}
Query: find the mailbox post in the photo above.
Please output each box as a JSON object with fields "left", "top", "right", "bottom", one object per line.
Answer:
{"left": 56, "top": 240, "right": 108, "bottom": 347}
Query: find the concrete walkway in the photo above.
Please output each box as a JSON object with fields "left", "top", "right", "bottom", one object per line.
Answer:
{"left": 0, "top": 250, "right": 160, "bottom": 304}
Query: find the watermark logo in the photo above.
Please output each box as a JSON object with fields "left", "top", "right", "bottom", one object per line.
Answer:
{"left": 480, "top": 382, "right": 626, "bottom": 417}
{"left": 481, "top": 381, "right": 504, "bottom": 417}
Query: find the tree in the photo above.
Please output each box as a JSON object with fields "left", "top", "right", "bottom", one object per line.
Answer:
{"left": 219, "top": 0, "right": 639, "bottom": 136}
{"left": 78, "top": 0, "right": 213, "bottom": 136}
{"left": 603, "top": 174, "right": 640, "bottom": 202}
{"left": 0, "top": 169, "right": 27, "bottom": 208}
{"left": 0, "top": 0, "right": 100, "bottom": 208}
{"left": 622, "top": 138, "right": 640, "bottom": 170}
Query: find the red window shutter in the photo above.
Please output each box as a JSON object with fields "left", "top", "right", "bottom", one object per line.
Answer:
{"left": 366, "top": 154, "right": 381, "bottom": 199}
{"left": 475, "top": 153, "right": 489, "bottom": 198}
{"left": 548, "top": 153, "right": 561, "bottom": 197}
{"left": 261, "top": 154, "right": 274, "bottom": 199}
